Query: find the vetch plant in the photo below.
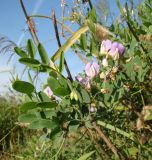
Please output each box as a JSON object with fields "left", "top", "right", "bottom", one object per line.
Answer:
{"left": 11, "top": 0, "right": 152, "bottom": 159}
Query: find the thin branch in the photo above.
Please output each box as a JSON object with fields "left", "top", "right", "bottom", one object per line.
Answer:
{"left": 92, "top": 122, "right": 126, "bottom": 160}
{"left": 85, "top": 126, "right": 110, "bottom": 159}
{"left": 19, "top": 0, "right": 39, "bottom": 45}
{"left": 61, "top": 0, "right": 65, "bottom": 37}
{"left": 52, "top": 9, "right": 73, "bottom": 81}
{"left": 29, "top": 15, "right": 73, "bottom": 35}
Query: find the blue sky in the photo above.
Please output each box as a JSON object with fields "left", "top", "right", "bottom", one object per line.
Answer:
{"left": 0, "top": 0, "right": 142, "bottom": 93}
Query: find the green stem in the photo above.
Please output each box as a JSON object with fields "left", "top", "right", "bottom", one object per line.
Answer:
{"left": 51, "top": 137, "right": 66, "bottom": 159}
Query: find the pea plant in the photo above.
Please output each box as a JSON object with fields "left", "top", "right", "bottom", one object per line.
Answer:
{"left": 12, "top": 0, "right": 152, "bottom": 159}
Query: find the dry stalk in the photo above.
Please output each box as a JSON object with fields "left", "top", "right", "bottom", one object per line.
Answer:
{"left": 20, "top": 0, "right": 39, "bottom": 45}
{"left": 52, "top": 9, "right": 73, "bottom": 82}
{"left": 85, "top": 126, "right": 110, "bottom": 159}
{"left": 92, "top": 122, "right": 126, "bottom": 160}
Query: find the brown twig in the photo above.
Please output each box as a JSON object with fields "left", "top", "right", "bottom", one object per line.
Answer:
{"left": 29, "top": 15, "right": 74, "bottom": 35}
{"left": 52, "top": 9, "right": 73, "bottom": 81}
{"left": 19, "top": 0, "right": 39, "bottom": 45}
{"left": 92, "top": 122, "right": 126, "bottom": 160}
{"left": 61, "top": 0, "right": 65, "bottom": 37}
{"left": 85, "top": 126, "right": 110, "bottom": 159}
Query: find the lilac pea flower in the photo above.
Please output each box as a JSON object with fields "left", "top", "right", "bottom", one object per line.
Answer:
{"left": 108, "top": 43, "right": 119, "bottom": 60}
{"left": 85, "top": 62, "right": 100, "bottom": 78}
{"left": 117, "top": 43, "right": 125, "bottom": 56}
{"left": 100, "top": 39, "right": 112, "bottom": 55}
{"left": 75, "top": 74, "right": 83, "bottom": 82}
{"left": 109, "top": 42, "right": 125, "bottom": 59}
{"left": 43, "top": 86, "right": 53, "bottom": 98}
{"left": 81, "top": 77, "right": 91, "bottom": 89}
{"left": 100, "top": 39, "right": 125, "bottom": 59}
{"left": 76, "top": 75, "right": 91, "bottom": 89}
{"left": 102, "top": 39, "right": 112, "bottom": 52}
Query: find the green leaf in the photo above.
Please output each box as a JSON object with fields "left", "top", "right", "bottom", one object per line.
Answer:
{"left": 59, "top": 52, "right": 64, "bottom": 72}
{"left": 90, "top": 39, "right": 98, "bottom": 57}
{"left": 58, "top": 75, "right": 69, "bottom": 89}
{"left": 51, "top": 25, "right": 89, "bottom": 62}
{"left": 54, "top": 87, "right": 69, "bottom": 97}
{"left": 27, "top": 39, "right": 36, "bottom": 59}
{"left": 87, "top": 19, "right": 95, "bottom": 33}
{"left": 77, "top": 151, "right": 95, "bottom": 160}
{"left": 20, "top": 102, "right": 38, "bottom": 112}
{"left": 49, "top": 70, "right": 58, "bottom": 78}
{"left": 80, "top": 33, "right": 87, "bottom": 50}
{"left": 29, "top": 119, "right": 57, "bottom": 129}
{"left": 47, "top": 77, "right": 60, "bottom": 91}
{"left": 116, "top": 0, "right": 125, "bottom": 16}
{"left": 80, "top": 88, "right": 90, "bottom": 103}
{"left": 38, "top": 43, "right": 49, "bottom": 64}
{"left": 127, "top": 147, "right": 138, "bottom": 157}
{"left": 38, "top": 91, "right": 51, "bottom": 102}
{"left": 69, "top": 124, "right": 79, "bottom": 132}
{"left": 19, "top": 58, "right": 41, "bottom": 68}
{"left": 145, "top": 111, "right": 152, "bottom": 120}
{"left": 37, "top": 102, "right": 58, "bottom": 108}
{"left": 18, "top": 113, "right": 38, "bottom": 123}
{"left": 88, "top": 7, "right": 97, "bottom": 23}
{"left": 14, "top": 47, "right": 27, "bottom": 58}
{"left": 12, "top": 80, "right": 35, "bottom": 94}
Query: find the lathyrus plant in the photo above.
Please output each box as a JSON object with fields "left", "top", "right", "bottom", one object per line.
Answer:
{"left": 12, "top": 0, "right": 152, "bottom": 159}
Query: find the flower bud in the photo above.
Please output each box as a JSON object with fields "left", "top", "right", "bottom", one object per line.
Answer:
{"left": 43, "top": 86, "right": 53, "bottom": 98}
{"left": 90, "top": 103, "right": 97, "bottom": 113}
{"left": 100, "top": 72, "right": 106, "bottom": 79}
{"left": 70, "top": 89, "right": 78, "bottom": 101}
{"left": 112, "top": 67, "right": 118, "bottom": 73}
{"left": 100, "top": 88, "right": 109, "bottom": 94}
{"left": 90, "top": 106, "right": 97, "bottom": 113}
{"left": 102, "top": 58, "right": 108, "bottom": 67}
{"left": 85, "top": 62, "right": 100, "bottom": 78}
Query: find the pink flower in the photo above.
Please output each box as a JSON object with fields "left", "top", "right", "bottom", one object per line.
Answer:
{"left": 100, "top": 39, "right": 125, "bottom": 59}
{"left": 43, "top": 86, "right": 53, "bottom": 98}
{"left": 76, "top": 75, "right": 91, "bottom": 89}
{"left": 75, "top": 75, "right": 83, "bottom": 82}
{"left": 101, "top": 39, "right": 112, "bottom": 52}
{"left": 85, "top": 62, "right": 100, "bottom": 78}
